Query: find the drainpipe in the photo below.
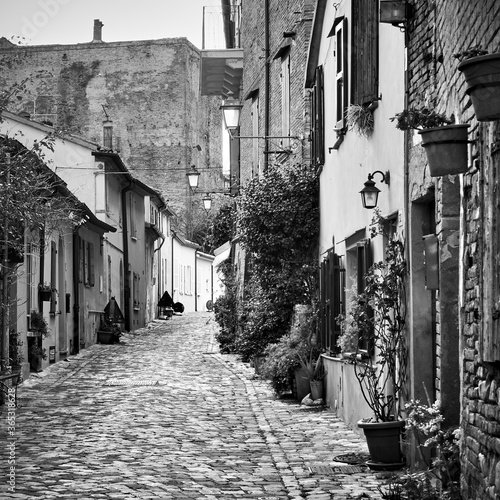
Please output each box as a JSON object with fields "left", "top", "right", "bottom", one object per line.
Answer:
{"left": 72, "top": 230, "right": 80, "bottom": 354}
{"left": 121, "top": 182, "right": 133, "bottom": 331}
{"left": 194, "top": 250, "right": 198, "bottom": 312}
{"left": 171, "top": 231, "right": 175, "bottom": 303}
{"left": 264, "top": 0, "right": 270, "bottom": 172}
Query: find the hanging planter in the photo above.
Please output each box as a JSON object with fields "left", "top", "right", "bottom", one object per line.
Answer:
{"left": 391, "top": 108, "right": 470, "bottom": 177}
{"left": 457, "top": 52, "right": 500, "bottom": 121}
{"left": 418, "top": 124, "right": 470, "bottom": 177}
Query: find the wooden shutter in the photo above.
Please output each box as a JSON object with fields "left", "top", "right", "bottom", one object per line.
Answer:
{"left": 88, "top": 243, "right": 95, "bottom": 287}
{"left": 357, "top": 239, "right": 373, "bottom": 352}
{"left": 50, "top": 240, "right": 57, "bottom": 312}
{"left": 352, "top": 0, "right": 378, "bottom": 105}
{"left": 311, "top": 66, "right": 325, "bottom": 167}
{"left": 483, "top": 146, "right": 500, "bottom": 361}
{"left": 335, "top": 18, "right": 349, "bottom": 129}
{"left": 320, "top": 250, "right": 345, "bottom": 353}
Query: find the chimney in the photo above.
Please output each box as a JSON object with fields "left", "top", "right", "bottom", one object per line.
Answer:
{"left": 92, "top": 19, "right": 104, "bottom": 43}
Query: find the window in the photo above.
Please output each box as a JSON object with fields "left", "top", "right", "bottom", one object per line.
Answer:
{"left": 79, "top": 238, "right": 95, "bottom": 287}
{"left": 334, "top": 18, "right": 348, "bottom": 129}
{"left": 103, "top": 121, "right": 113, "bottom": 149}
{"left": 310, "top": 66, "right": 325, "bottom": 167}
{"left": 351, "top": 0, "right": 379, "bottom": 106}
{"left": 281, "top": 52, "right": 291, "bottom": 150}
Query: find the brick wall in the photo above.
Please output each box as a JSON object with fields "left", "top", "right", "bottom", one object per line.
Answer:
{"left": 238, "top": 0, "right": 313, "bottom": 182}
{"left": 408, "top": 0, "right": 500, "bottom": 497}
{"left": 0, "top": 37, "right": 223, "bottom": 230}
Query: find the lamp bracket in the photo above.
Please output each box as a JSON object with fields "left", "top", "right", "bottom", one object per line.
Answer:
{"left": 368, "top": 170, "right": 390, "bottom": 185}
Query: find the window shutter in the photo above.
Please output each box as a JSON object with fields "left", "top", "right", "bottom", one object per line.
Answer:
{"left": 88, "top": 243, "right": 95, "bottom": 287}
{"left": 84, "top": 241, "right": 90, "bottom": 285}
{"left": 50, "top": 241, "right": 57, "bottom": 312}
{"left": 320, "top": 250, "right": 345, "bottom": 352}
{"left": 311, "top": 66, "right": 325, "bottom": 166}
{"left": 357, "top": 238, "right": 373, "bottom": 352}
{"left": 335, "top": 18, "right": 349, "bottom": 129}
{"left": 352, "top": 0, "right": 378, "bottom": 105}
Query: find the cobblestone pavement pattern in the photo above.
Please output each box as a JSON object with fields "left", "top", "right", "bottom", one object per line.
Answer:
{"left": 1, "top": 312, "right": 389, "bottom": 499}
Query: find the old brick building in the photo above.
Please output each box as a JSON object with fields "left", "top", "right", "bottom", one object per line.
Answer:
{"left": 406, "top": 0, "right": 500, "bottom": 496}
{"left": 0, "top": 20, "right": 224, "bottom": 233}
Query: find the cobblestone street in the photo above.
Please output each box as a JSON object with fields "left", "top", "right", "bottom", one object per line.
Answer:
{"left": 1, "top": 313, "right": 388, "bottom": 499}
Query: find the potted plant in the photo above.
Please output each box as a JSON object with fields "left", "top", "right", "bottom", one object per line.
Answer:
{"left": 28, "top": 310, "right": 50, "bottom": 372}
{"left": 97, "top": 316, "right": 122, "bottom": 344}
{"left": 297, "top": 350, "right": 327, "bottom": 401}
{"left": 261, "top": 304, "right": 320, "bottom": 401}
{"left": 345, "top": 104, "right": 375, "bottom": 137}
{"left": 455, "top": 46, "right": 500, "bottom": 122}
{"left": 391, "top": 108, "right": 470, "bottom": 177}
{"left": 336, "top": 217, "right": 407, "bottom": 469}
{"left": 38, "top": 283, "right": 53, "bottom": 302}
{"left": 8, "top": 330, "right": 24, "bottom": 373}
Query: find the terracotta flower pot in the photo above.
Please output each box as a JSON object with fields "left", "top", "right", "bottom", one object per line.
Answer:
{"left": 309, "top": 380, "right": 324, "bottom": 400}
{"left": 357, "top": 419, "right": 405, "bottom": 470}
{"left": 419, "top": 124, "right": 470, "bottom": 177}
{"left": 458, "top": 53, "right": 500, "bottom": 121}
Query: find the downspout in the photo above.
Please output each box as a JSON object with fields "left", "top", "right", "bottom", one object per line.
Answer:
{"left": 72, "top": 229, "right": 80, "bottom": 354}
{"left": 122, "top": 182, "right": 133, "bottom": 332}
{"left": 195, "top": 249, "right": 198, "bottom": 312}
{"left": 171, "top": 231, "right": 175, "bottom": 303}
{"left": 264, "top": 0, "right": 270, "bottom": 172}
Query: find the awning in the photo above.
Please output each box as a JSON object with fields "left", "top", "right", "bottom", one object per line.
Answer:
{"left": 200, "top": 48, "right": 243, "bottom": 96}
{"left": 213, "top": 241, "right": 232, "bottom": 268}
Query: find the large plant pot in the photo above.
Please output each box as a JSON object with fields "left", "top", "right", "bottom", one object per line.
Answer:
{"left": 97, "top": 331, "right": 115, "bottom": 344}
{"left": 419, "top": 124, "right": 470, "bottom": 177}
{"left": 357, "top": 419, "right": 405, "bottom": 470}
{"left": 293, "top": 368, "right": 310, "bottom": 401}
{"left": 310, "top": 380, "right": 324, "bottom": 400}
{"left": 39, "top": 290, "right": 52, "bottom": 302}
{"left": 458, "top": 53, "right": 500, "bottom": 121}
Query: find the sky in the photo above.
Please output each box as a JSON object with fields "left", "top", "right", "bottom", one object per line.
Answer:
{"left": 0, "top": 0, "right": 225, "bottom": 49}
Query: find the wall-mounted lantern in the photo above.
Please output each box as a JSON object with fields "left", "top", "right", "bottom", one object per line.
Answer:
{"left": 380, "top": 0, "right": 412, "bottom": 28}
{"left": 221, "top": 94, "right": 243, "bottom": 134}
{"left": 186, "top": 165, "right": 200, "bottom": 190}
{"left": 202, "top": 193, "right": 212, "bottom": 211}
{"left": 360, "top": 171, "right": 390, "bottom": 209}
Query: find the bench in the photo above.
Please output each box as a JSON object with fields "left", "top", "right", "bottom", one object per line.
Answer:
{"left": 0, "top": 371, "right": 21, "bottom": 407}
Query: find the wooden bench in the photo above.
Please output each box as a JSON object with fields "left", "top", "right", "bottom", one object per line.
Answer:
{"left": 0, "top": 371, "right": 21, "bottom": 407}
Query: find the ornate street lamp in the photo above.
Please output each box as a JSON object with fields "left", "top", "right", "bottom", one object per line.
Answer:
{"left": 186, "top": 165, "right": 200, "bottom": 190}
{"left": 202, "top": 193, "right": 212, "bottom": 211}
{"left": 360, "top": 171, "right": 390, "bottom": 209}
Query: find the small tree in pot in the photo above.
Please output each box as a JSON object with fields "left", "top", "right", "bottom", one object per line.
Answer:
{"left": 337, "top": 215, "right": 407, "bottom": 468}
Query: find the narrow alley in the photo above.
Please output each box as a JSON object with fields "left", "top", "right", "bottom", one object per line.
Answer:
{"left": 1, "top": 313, "right": 388, "bottom": 500}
